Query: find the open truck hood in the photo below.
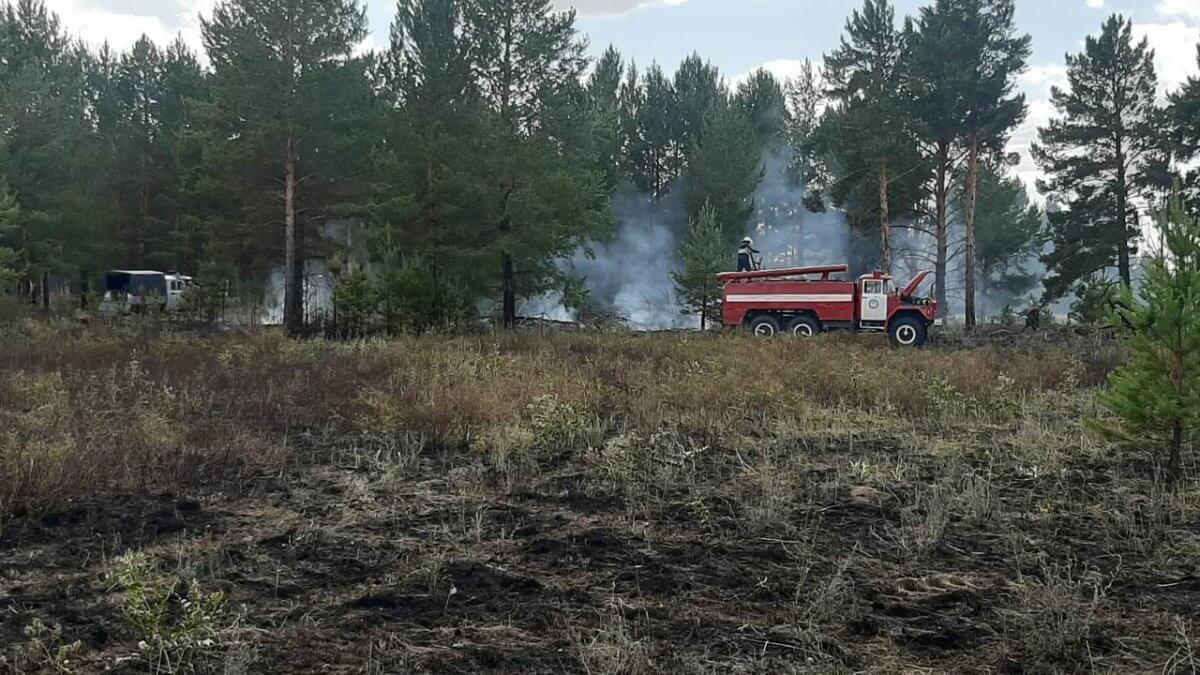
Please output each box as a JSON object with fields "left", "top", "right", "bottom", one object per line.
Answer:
{"left": 901, "top": 270, "right": 932, "bottom": 298}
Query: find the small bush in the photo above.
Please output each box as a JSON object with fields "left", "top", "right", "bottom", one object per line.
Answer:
{"left": 110, "top": 552, "right": 228, "bottom": 674}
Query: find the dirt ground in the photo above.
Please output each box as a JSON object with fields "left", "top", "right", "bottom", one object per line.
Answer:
{"left": 1, "top": 330, "right": 1197, "bottom": 673}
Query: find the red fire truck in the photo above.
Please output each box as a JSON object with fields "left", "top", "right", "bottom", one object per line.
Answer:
{"left": 718, "top": 264, "right": 941, "bottom": 346}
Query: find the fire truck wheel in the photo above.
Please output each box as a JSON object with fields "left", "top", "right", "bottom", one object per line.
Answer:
{"left": 786, "top": 315, "right": 821, "bottom": 337}
{"left": 748, "top": 314, "right": 781, "bottom": 337}
{"left": 889, "top": 316, "right": 928, "bottom": 347}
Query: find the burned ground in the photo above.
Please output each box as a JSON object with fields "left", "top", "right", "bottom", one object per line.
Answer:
{"left": 0, "top": 324, "right": 1196, "bottom": 673}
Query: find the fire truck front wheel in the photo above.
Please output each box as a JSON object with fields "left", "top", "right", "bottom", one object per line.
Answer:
{"left": 786, "top": 315, "right": 821, "bottom": 337}
{"left": 747, "top": 314, "right": 782, "bottom": 337}
{"left": 888, "top": 315, "right": 928, "bottom": 347}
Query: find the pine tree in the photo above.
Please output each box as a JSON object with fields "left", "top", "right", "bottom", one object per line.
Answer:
{"left": 685, "top": 105, "right": 763, "bottom": 244}
{"left": 93, "top": 36, "right": 207, "bottom": 270}
{"left": 0, "top": 0, "right": 99, "bottom": 298}
{"left": 970, "top": 165, "right": 1043, "bottom": 306}
{"left": 372, "top": 0, "right": 488, "bottom": 306}
{"left": 957, "top": 0, "right": 1029, "bottom": 329}
{"left": 672, "top": 202, "right": 724, "bottom": 330}
{"left": 819, "top": 0, "right": 924, "bottom": 273}
{"left": 907, "top": 0, "right": 1029, "bottom": 324}
{"left": 1035, "top": 15, "right": 1166, "bottom": 302}
{"left": 586, "top": 45, "right": 625, "bottom": 192}
{"left": 462, "top": 0, "right": 613, "bottom": 328}
{"left": 201, "top": 0, "right": 369, "bottom": 333}
{"left": 623, "top": 63, "right": 679, "bottom": 199}
{"left": 1101, "top": 190, "right": 1200, "bottom": 484}
{"left": 735, "top": 69, "right": 790, "bottom": 150}
{"left": 672, "top": 53, "right": 724, "bottom": 163}
{"left": 1168, "top": 44, "right": 1200, "bottom": 211}
{"left": 784, "top": 60, "right": 824, "bottom": 201}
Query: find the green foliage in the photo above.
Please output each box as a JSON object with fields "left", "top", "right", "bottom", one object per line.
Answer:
{"left": 1070, "top": 274, "right": 1120, "bottom": 325}
{"left": 333, "top": 265, "right": 375, "bottom": 337}
{"left": 586, "top": 45, "right": 626, "bottom": 193}
{"left": 525, "top": 394, "right": 594, "bottom": 449}
{"left": 111, "top": 552, "right": 227, "bottom": 673}
{"left": 0, "top": 0, "right": 97, "bottom": 281}
{"left": 907, "top": 0, "right": 1030, "bottom": 316}
{"left": 1100, "top": 192, "right": 1200, "bottom": 482}
{"left": 1035, "top": 15, "right": 1167, "bottom": 299}
{"left": 0, "top": 180, "right": 19, "bottom": 290}
{"left": 784, "top": 59, "right": 825, "bottom": 203}
{"left": 685, "top": 105, "right": 763, "bottom": 242}
{"left": 817, "top": 0, "right": 925, "bottom": 271}
{"left": 622, "top": 62, "right": 681, "bottom": 198}
{"left": 201, "top": 0, "right": 372, "bottom": 330}
{"left": 375, "top": 255, "right": 472, "bottom": 334}
{"left": 971, "top": 164, "right": 1045, "bottom": 302}
{"left": 734, "top": 68, "right": 790, "bottom": 149}
{"left": 180, "top": 254, "right": 236, "bottom": 324}
{"left": 672, "top": 53, "right": 725, "bottom": 161}
{"left": 672, "top": 202, "right": 725, "bottom": 329}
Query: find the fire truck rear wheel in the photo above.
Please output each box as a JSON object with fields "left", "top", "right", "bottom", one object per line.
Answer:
{"left": 786, "top": 315, "right": 821, "bottom": 337}
{"left": 748, "top": 314, "right": 781, "bottom": 337}
{"left": 889, "top": 316, "right": 928, "bottom": 347}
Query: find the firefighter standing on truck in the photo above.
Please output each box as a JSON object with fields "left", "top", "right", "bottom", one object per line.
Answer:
{"left": 737, "top": 237, "right": 761, "bottom": 272}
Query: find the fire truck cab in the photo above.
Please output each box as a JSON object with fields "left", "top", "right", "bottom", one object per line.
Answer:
{"left": 718, "top": 264, "right": 940, "bottom": 346}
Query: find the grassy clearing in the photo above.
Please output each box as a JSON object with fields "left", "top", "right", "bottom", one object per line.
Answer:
{"left": 1, "top": 322, "right": 1195, "bottom": 673}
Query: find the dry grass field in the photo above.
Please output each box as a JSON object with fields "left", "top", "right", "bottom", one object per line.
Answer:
{"left": 1, "top": 317, "right": 1197, "bottom": 673}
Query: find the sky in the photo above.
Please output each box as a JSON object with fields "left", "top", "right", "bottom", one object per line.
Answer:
{"left": 38, "top": 0, "right": 1200, "bottom": 192}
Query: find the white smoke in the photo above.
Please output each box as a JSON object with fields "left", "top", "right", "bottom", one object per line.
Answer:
{"left": 749, "top": 151, "right": 851, "bottom": 270}
{"left": 261, "top": 260, "right": 335, "bottom": 326}
{"left": 520, "top": 292, "right": 577, "bottom": 323}
{"left": 562, "top": 187, "right": 691, "bottom": 330}
{"left": 523, "top": 151, "right": 855, "bottom": 330}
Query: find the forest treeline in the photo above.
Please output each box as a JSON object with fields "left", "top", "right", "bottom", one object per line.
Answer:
{"left": 1, "top": 0, "right": 1199, "bottom": 330}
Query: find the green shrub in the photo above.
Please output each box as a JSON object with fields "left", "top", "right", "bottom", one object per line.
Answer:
{"left": 110, "top": 553, "right": 227, "bottom": 674}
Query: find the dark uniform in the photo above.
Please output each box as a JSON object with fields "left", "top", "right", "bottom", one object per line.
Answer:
{"left": 737, "top": 241, "right": 760, "bottom": 272}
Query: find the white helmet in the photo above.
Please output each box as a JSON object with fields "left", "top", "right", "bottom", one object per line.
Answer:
{"left": 742, "top": 237, "right": 753, "bottom": 246}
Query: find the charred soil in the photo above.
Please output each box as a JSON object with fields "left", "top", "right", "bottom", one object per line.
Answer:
{"left": 0, "top": 325, "right": 1196, "bottom": 673}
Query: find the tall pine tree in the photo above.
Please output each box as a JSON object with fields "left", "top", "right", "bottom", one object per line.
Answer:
{"left": 201, "top": 0, "right": 370, "bottom": 332}
{"left": 372, "top": 0, "right": 488, "bottom": 310}
{"left": 957, "top": 0, "right": 1029, "bottom": 329}
{"left": 0, "top": 0, "right": 98, "bottom": 298}
{"left": 1035, "top": 15, "right": 1165, "bottom": 302}
{"left": 820, "top": 0, "right": 923, "bottom": 273}
{"left": 907, "top": 0, "right": 1029, "bottom": 324}
{"left": 462, "top": 0, "right": 613, "bottom": 328}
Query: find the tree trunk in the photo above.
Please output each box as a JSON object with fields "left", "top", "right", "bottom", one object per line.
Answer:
{"left": 501, "top": 252, "right": 516, "bottom": 330}
{"left": 934, "top": 142, "right": 950, "bottom": 315}
{"left": 879, "top": 167, "right": 891, "bottom": 273}
{"left": 964, "top": 135, "right": 980, "bottom": 331}
{"left": 41, "top": 270, "right": 49, "bottom": 311}
{"left": 1169, "top": 421, "right": 1183, "bottom": 485}
{"left": 1116, "top": 142, "right": 1132, "bottom": 288}
{"left": 283, "top": 141, "right": 303, "bottom": 335}
{"left": 80, "top": 271, "right": 89, "bottom": 310}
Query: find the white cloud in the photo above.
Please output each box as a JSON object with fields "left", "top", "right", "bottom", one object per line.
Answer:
{"left": 1132, "top": 21, "right": 1200, "bottom": 94}
{"left": 552, "top": 0, "right": 687, "bottom": 18}
{"left": 732, "top": 59, "right": 814, "bottom": 88}
{"left": 1087, "top": 0, "right": 1105, "bottom": 8}
{"left": 43, "top": 0, "right": 214, "bottom": 52}
{"left": 1158, "top": 0, "right": 1200, "bottom": 19}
